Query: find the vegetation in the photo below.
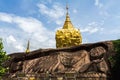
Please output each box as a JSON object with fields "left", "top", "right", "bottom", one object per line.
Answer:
{"left": 0, "top": 38, "right": 9, "bottom": 77}
{"left": 110, "top": 39, "right": 120, "bottom": 79}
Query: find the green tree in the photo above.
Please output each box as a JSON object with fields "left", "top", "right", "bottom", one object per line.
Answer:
{"left": 0, "top": 38, "right": 9, "bottom": 77}
{"left": 110, "top": 39, "right": 120, "bottom": 79}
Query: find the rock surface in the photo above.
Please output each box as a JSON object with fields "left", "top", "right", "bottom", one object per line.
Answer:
{"left": 4, "top": 40, "right": 116, "bottom": 79}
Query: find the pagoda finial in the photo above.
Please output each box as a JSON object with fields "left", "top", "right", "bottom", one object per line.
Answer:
{"left": 25, "top": 40, "right": 30, "bottom": 53}
{"left": 66, "top": 3, "right": 69, "bottom": 15}
{"left": 62, "top": 3, "right": 74, "bottom": 29}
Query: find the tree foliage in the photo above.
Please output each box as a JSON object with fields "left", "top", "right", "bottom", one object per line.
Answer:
{"left": 110, "top": 39, "right": 120, "bottom": 80}
{"left": 0, "top": 38, "right": 9, "bottom": 76}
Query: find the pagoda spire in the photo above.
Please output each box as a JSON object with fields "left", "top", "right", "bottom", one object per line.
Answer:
{"left": 55, "top": 3, "right": 82, "bottom": 48}
{"left": 25, "top": 40, "right": 30, "bottom": 53}
{"left": 66, "top": 3, "right": 69, "bottom": 15}
{"left": 62, "top": 4, "right": 74, "bottom": 29}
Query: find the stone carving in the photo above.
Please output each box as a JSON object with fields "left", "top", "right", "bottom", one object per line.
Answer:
{"left": 57, "top": 50, "right": 90, "bottom": 72}
{"left": 79, "top": 46, "right": 109, "bottom": 73}
{"left": 89, "top": 47, "right": 108, "bottom": 73}
{"left": 3, "top": 41, "right": 116, "bottom": 79}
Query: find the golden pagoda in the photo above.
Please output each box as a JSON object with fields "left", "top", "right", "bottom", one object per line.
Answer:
{"left": 55, "top": 5, "right": 82, "bottom": 48}
{"left": 25, "top": 40, "right": 30, "bottom": 53}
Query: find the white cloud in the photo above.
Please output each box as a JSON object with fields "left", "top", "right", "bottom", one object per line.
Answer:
{"left": 81, "top": 27, "right": 99, "bottom": 33}
{"left": 0, "top": 12, "right": 45, "bottom": 33}
{"left": 14, "top": 17, "right": 44, "bottom": 33}
{"left": 99, "top": 10, "right": 109, "bottom": 17}
{"left": 0, "top": 12, "right": 56, "bottom": 54}
{"left": 56, "top": 20, "right": 63, "bottom": 25}
{"left": 73, "top": 9, "right": 77, "bottom": 13}
{"left": 94, "top": 0, "right": 110, "bottom": 17}
{"left": 101, "top": 26, "right": 120, "bottom": 35}
{"left": 0, "top": 13, "right": 13, "bottom": 23}
{"left": 7, "top": 35, "right": 16, "bottom": 42}
{"left": 81, "top": 22, "right": 104, "bottom": 34}
{"left": 37, "top": 3, "right": 65, "bottom": 25}
{"left": 6, "top": 35, "right": 25, "bottom": 53}
{"left": 94, "top": 0, "right": 103, "bottom": 8}
{"left": 38, "top": 3, "right": 64, "bottom": 19}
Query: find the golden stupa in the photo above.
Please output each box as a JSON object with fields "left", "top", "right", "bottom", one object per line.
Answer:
{"left": 25, "top": 40, "right": 30, "bottom": 53}
{"left": 55, "top": 5, "right": 82, "bottom": 48}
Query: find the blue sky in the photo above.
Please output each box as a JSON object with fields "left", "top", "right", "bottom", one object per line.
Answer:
{"left": 0, "top": 0, "right": 120, "bottom": 54}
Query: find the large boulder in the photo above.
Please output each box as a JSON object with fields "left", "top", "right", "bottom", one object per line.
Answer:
{"left": 4, "top": 40, "right": 119, "bottom": 79}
